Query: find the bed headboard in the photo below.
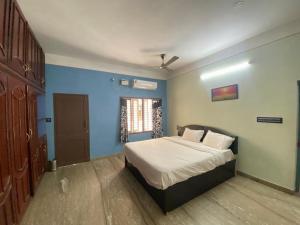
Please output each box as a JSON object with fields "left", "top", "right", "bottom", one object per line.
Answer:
{"left": 177, "top": 125, "right": 238, "bottom": 154}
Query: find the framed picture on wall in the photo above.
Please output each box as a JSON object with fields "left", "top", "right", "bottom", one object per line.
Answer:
{"left": 211, "top": 84, "right": 238, "bottom": 102}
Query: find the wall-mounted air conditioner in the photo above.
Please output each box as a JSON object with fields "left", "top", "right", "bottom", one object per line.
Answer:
{"left": 132, "top": 79, "right": 157, "bottom": 90}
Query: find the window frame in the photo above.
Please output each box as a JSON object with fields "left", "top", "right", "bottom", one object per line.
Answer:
{"left": 122, "top": 97, "right": 161, "bottom": 134}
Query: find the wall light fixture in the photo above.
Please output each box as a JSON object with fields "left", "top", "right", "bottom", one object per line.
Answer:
{"left": 201, "top": 61, "right": 250, "bottom": 81}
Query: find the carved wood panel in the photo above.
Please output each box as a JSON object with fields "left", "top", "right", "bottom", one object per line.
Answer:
{"left": 25, "top": 29, "right": 38, "bottom": 83}
{"left": 27, "top": 86, "right": 40, "bottom": 194}
{"left": 39, "top": 50, "right": 45, "bottom": 88}
{"left": 8, "top": 76, "right": 30, "bottom": 221}
{"left": 9, "top": 0, "right": 26, "bottom": 76}
{"left": 0, "top": 72, "right": 16, "bottom": 225}
{"left": 0, "top": 0, "right": 11, "bottom": 64}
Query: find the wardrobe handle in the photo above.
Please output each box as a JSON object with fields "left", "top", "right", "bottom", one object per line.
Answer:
{"left": 24, "top": 64, "right": 30, "bottom": 72}
{"left": 26, "top": 133, "right": 30, "bottom": 142}
{"left": 0, "top": 81, "right": 6, "bottom": 94}
{"left": 83, "top": 120, "right": 88, "bottom": 133}
{"left": 41, "top": 79, "right": 45, "bottom": 86}
{"left": 29, "top": 128, "right": 33, "bottom": 137}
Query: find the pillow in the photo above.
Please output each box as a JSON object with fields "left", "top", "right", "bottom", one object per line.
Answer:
{"left": 203, "top": 130, "right": 235, "bottom": 150}
{"left": 182, "top": 128, "right": 204, "bottom": 142}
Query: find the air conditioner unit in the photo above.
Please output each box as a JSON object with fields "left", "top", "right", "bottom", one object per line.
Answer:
{"left": 132, "top": 79, "right": 157, "bottom": 90}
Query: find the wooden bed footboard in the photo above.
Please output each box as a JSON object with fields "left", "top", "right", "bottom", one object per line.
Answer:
{"left": 125, "top": 157, "right": 236, "bottom": 213}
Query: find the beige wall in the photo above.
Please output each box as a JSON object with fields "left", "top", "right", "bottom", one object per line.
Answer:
{"left": 167, "top": 33, "right": 300, "bottom": 190}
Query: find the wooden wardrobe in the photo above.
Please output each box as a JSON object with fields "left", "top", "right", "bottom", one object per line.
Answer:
{"left": 0, "top": 0, "right": 47, "bottom": 224}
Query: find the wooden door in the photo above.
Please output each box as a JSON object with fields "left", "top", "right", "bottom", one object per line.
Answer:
{"left": 8, "top": 76, "right": 30, "bottom": 221}
{"left": 39, "top": 49, "right": 45, "bottom": 88}
{"left": 0, "top": 72, "right": 16, "bottom": 225}
{"left": 35, "top": 45, "right": 41, "bottom": 84}
{"left": 54, "top": 94, "right": 90, "bottom": 167}
{"left": 9, "top": 0, "right": 26, "bottom": 77}
{"left": 37, "top": 136, "right": 47, "bottom": 177}
{"left": 25, "top": 28, "right": 38, "bottom": 82}
{"left": 0, "top": 0, "right": 11, "bottom": 64}
{"left": 26, "top": 86, "right": 40, "bottom": 194}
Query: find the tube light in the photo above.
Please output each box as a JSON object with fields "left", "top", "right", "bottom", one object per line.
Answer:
{"left": 201, "top": 61, "right": 250, "bottom": 81}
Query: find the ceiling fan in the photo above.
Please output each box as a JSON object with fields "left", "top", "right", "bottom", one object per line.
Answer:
{"left": 159, "top": 54, "right": 179, "bottom": 70}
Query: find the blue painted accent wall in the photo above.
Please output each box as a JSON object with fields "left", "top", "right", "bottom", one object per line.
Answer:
{"left": 45, "top": 64, "right": 168, "bottom": 160}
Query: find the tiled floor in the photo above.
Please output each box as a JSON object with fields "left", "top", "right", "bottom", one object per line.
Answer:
{"left": 21, "top": 155, "right": 300, "bottom": 225}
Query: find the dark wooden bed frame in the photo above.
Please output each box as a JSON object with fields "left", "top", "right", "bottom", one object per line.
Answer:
{"left": 125, "top": 125, "right": 238, "bottom": 213}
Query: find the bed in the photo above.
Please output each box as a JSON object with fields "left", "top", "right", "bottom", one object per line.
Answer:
{"left": 124, "top": 125, "right": 238, "bottom": 213}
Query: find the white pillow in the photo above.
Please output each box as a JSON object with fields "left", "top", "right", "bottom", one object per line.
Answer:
{"left": 203, "top": 130, "right": 235, "bottom": 150}
{"left": 182, "top": 128, "right": 204, "bottom": 142}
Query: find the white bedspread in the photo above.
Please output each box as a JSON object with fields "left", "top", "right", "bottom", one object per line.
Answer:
{"left": 124, "top": 136, "right": 234, "bottom": 190}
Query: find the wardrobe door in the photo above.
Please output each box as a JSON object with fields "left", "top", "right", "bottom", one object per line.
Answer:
{"left": 38, "top": 136, "right": 47, "bottom": 177}
{"left": 35, "top": 45, "right": 41, "bottom": 85}
{"left": 39, "top": 49, "right": 45, "bottom": 88}
{"left": 8, "top": 76, "right": 30, "bottom": 221}
{"left": 9, "top": 0, "right": 26, "bottom": 77}
{"left": 0, "top": 0, "right": 11, "bottom": 64}
{"left": 27, "top": 86, "right": 40, "bottom": 194}
{"left": 39, "top": 136, "right": 47, "bottom": 174}
{"left": 0, "top": 72, "right": 16, "bottom": 225}
{"left": 25, "top": 29, "right": 38, "bottom": 83}
{"left": 41, "top": 137, "right": 48, "bottom": 174}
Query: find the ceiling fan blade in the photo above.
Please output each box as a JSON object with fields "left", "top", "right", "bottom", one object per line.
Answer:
{"left": 164, "top": 56, "right": 179, "bottom": 67}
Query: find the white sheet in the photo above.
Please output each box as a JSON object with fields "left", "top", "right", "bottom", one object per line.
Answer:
{"left": 124, "top": 136, "right": 234, "bottom": 190}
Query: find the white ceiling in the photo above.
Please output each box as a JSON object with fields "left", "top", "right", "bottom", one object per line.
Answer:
{"left": 18, "top": 0, "right": 300, "bottom": 75}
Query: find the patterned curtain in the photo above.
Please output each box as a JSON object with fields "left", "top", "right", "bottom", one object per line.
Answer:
{"left": 120, "top": 98, "right": 128, "bottom": 143}
{"left": 152, "top": 99, "right": 163, "bottom": 138}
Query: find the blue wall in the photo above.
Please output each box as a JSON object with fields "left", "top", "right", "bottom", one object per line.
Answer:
{"left": 45, "top": 64, "right": 168, "bottom": 160}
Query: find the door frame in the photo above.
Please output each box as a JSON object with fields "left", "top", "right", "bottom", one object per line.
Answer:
{"left": 53, "top": 93, "right": 90, "bottom": 166}
{"left": 296, "top": 81, "right": 300, "bottom": 192}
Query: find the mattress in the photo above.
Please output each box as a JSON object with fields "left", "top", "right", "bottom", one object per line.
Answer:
{"left": 124, "top": 136, "right": 234, "bottom": 190}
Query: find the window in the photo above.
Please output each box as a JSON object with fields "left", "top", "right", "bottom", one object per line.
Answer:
{"left": 126, "top": 98, "right": 154, "bottom": 133}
